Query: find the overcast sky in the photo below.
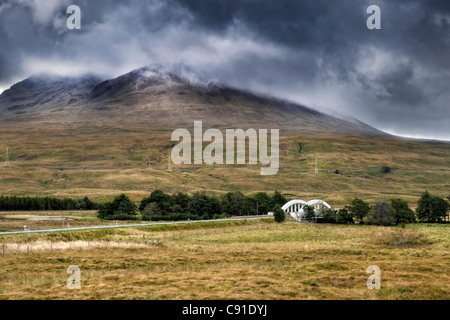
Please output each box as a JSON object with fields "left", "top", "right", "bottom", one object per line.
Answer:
{"left": 0, "top": 0, "right": 449, "bottom": 140}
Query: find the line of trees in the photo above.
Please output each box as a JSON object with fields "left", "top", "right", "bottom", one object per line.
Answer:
{"left": 314, "top": 191, "right": 449, "bottom": 226}
{"left": 97, "top": 190, "right": 288, "bottom": 221}
{"left": 95, "top": 189, "right": 449, "bottom": 225}
{"left": 0, "top": 195, "right": 97, "bottom": 211}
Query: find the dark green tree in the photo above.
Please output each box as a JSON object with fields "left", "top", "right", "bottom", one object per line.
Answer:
{"left": 170, "top": 193, "right": 191, "bottom": 213}
{"left": 139, "top": 189, "right": 171, "bottom": 213}
{"left": 390, "top": 198, "right": 416, "bottom": 224}
{"left": 346, "top": 198, "right": 371, "bottom": 224}
{"left": 222, "top": 191, "right": 245, "bottom": 216}
{"left": 251, "top": 192, "right": 272, "bottom": 215}
{"left": 271, "top": 191, "right": 287, "bottom": 207}
{"left": 303, "top": 205, "right": 316, "bottom": 222}
{"left": 416, "top": 191, "right": 433, "bottom": 222}
{"left": 336, "top": 208, "right": 354, "bottom": 224}
{"left": 430, "top": 196, "right": 449, "bottom": 223}
{"left": 273, "top": 204, "right": 285, "bottom": 223}
{"left": 97, "top": 194, "right": 137, "bottom": 220}
{"left": 188, "top": 192, "right": 222, "bottom": 219}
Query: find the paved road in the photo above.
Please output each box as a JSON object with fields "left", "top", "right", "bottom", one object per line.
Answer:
{"left": 0, "top": 216, "right": 272, "bottom": 235}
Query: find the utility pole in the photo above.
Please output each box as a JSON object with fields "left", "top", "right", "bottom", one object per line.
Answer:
{"left": 5, "top": 148, "right": 9, "bottom": 166}
{"left": 314, "top": 157, "right": 318, "bottom": 174}
{"left": 167, "top": 153, "right": 172, "bottom": 171}
{"left": 256, "top": 202, "right": 259, "bottom": 215}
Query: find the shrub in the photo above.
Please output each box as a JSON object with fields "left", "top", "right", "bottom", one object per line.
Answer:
{"left": 273, "top": 204, "right": 285, "bottom": 223}
{"left": 381, "top": 166, "right": 392, "bottom": 173}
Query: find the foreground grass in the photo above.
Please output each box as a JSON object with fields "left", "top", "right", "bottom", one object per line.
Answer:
{"left": 0, "top": 221, "right": 448, "bottom": 299}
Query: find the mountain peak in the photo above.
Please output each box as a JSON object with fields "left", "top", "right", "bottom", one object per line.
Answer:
{"left": 0, "top": 66, "right": 387, "bottom": 137}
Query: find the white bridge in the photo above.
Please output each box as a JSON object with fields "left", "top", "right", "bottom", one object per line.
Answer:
{"left": 281, "top": 199, "right": 332, "bottom": 222}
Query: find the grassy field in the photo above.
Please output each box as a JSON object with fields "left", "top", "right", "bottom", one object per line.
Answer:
{"left": 0, "top": 219, "right": 448, "bottom": 300}
{"left": 0, "top": 122, "right": 449, "bottom": 206}
{"left": 0, "top": 210, "right": 148, "bottom": 232}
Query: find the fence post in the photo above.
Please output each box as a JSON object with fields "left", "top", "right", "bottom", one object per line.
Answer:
{"left": 27, "top": 246, "right": 29, "bottom": 255}
{"left": 2, "top": 245, "right": 5, "bottom": 257}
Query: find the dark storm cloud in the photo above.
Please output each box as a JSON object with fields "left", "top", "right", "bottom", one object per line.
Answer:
{"left": 0, "top": 0, "right": 449, "bottom": 139}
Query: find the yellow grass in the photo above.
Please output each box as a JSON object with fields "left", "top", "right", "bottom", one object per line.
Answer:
{"left": 0, "top": 221, "right": 448, "bottom": 300}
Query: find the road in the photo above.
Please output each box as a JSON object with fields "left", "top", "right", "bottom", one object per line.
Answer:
{"left": 0, "top": 216, "right": 272, "bottom": 235}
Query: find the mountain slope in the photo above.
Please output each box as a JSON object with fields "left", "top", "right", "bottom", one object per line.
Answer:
{"left": 0, "top": 66, "right": 386, "bottom": 136}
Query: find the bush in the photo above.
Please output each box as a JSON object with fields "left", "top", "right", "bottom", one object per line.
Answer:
{"left": 273, "top": 204, "right": 285, "bottom": 223}
{"left": 368, "top": 199, "right": 395, "bottom": 226}
{"left": 381, "top": 166, "right": 392, "bottom": 173}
